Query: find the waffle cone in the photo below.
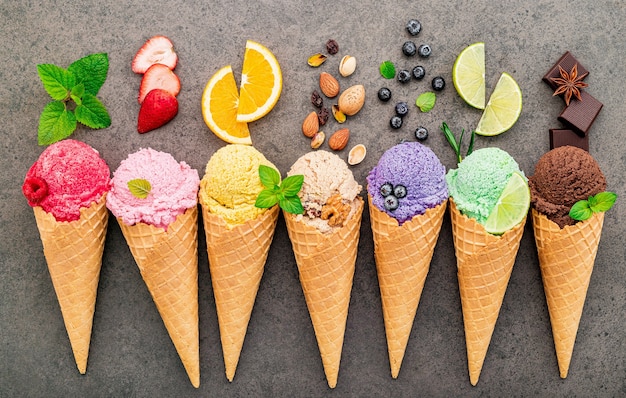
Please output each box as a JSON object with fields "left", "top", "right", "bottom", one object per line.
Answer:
{"left": 368, "top": 194, "right": 447, "bottom": 378}
{"left": 117, "top": 207, "right": 200, "bottom": 388}
{"left": 449, "top": 199, "right": 526, "bottom": 386}
{"left": 531, "top": 208, "right": 604, "bottom": 379}
{"left": 201, "top": 204, "right": 279, "bottom": 382}
{"left": 33, "top": 195, "right": 109, "bottom": 374}
{"left": 283, "top": 197, "right": 364, "bottom": 388}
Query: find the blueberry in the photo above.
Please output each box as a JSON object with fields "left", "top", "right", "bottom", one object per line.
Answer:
{"left": 397, "top": 69, "right": 411, "bottom": 84}
{"left": 417, "top": 44, "right": 432, "bottom": 58}
{"left": 395, "top": 102, "right": 409, "bottom": 117}
{"left": 390, "top": 116, "right": 403, "bottom": 129}
{"left": 384, "top": 195, "right": 399, "bottom": 211}
{"left": 380, "top": 182, "right": 394, "bottom": 197}
{"left": 412, "top": 65, "right": 425, "bottom": 80}
{"left": 406, "top": 19, "right": 422, "bottom": 36}
{"left": 378, "top": 87, "right": 392, "bottom": 102}
{"left": 414, "top": 126, "right": 429, "bottom": 141}
{"left": 402, "top": 41, "right": 417, "bottom": 57}
{"left": 431, "top": 76, "right": 446, "bottom": 91}
{"left": 393, "top": 184, "right": 407, "bottom": 199}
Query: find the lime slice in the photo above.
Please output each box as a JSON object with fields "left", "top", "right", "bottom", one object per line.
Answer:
{"left": 484, "top": 172, "right": 530, "bottom": 234}
{"left": 475, "top": 72, "right": 522, "bottom": 136}
{"left": 452, "top": 42, "right": 485, "bottom": 109}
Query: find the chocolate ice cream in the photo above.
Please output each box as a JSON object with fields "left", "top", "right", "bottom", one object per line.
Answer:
{"left": 529, "top": 146, "right": 606, "bottom": 228}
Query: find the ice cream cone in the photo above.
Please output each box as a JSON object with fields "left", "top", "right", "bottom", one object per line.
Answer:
{"left": 201, "top": 204, "right": 279, "bottom": 382}
{"left": 33, "top": 195, "right": 108, "bottom": 374}
{"left": 449, "top": 199, "right": 526, "bottom": 386}
{"left": 283, "top": 197, "right": 364, "bottom": 388}
{"left": 531, "top": 208, "right": 604, "bottom": 379}
{"left": 117, "top": 206, "right": 200, "bottom": 388}
{"left": 368, "top": 195, "right": 447, "bottom": 379}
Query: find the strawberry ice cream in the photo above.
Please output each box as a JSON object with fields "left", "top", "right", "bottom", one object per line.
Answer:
{"left": 22, "top": 139, "right": 111, "bottom": 222}
{"left": 106, "top": 148, "right": 200, "bottom": 230}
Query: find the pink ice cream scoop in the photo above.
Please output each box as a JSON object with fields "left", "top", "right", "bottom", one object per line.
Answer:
{"left": 22, "top": 139, "right": 111, "bottom": 222}
{"left": 106, "top": 148, "right": 200, "bottom": 230}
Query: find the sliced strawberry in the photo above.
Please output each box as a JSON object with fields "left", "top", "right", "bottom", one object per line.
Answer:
{"left": 138, "top": 64, "right": 181, "bottom": 103}
{"left": 132, "top": 36, "right": 178, "bottom": 74}
{"left": 137, "top": 89, "right": 179, "bottom": 133}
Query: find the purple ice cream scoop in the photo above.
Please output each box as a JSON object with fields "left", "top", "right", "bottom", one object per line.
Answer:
{"left": 367, "top": 142, "right": 448, "bottom": 224}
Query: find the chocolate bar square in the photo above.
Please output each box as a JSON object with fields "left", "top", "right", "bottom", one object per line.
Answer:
{"left": 557, "top": 90, "right": 603, "bottom": 136}
{"left": 549, "top": 128, "right": 589, "bottom": 151}
{"left": 542, "top": 51, "right": 590, "bottom": 92}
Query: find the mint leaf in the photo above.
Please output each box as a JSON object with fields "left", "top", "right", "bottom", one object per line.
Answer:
{"left": 415, "top": 92, "right": 436, "bottom": 112}
{"left": 68, "top": 53, "right": 109, "bottom": 95}
{"left": 71, "top": 83, "right": 85, "bottom": 105}
{"left": 379, "top": 61, "right": 396, "bottom": 79}
{"left": 569, "top": 200, "right": 593, "bottom": 221}
{"left": 589, "top": 191, "right": 617, "bottom": 213}
{"left": 75, "top": 93, "right": 111, "bottom": 129}
{"left": 280, "top": 196, "right": 304, "bottom": 215}
{"left": 281, "top": 175, "right": 304, "bottom": 197}
{"left": 259, "top": 165, "right": 280, "bottom": 189}
{"left": 38, "top": 101, "right": 77, "bottom": 145}
{"left": 37, "top": 64, "right": 76, "bottom": 101}
{"left": 255, "top": 190, "right": 278, "bottom": 208}
{"left": 127, "top": 179, "right": 151, "bottom": 199}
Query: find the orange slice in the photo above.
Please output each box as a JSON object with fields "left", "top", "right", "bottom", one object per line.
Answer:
{"left": 202, "top": 65, "right": 251, "bottom": 145}
{"left": 236, "top": 40, "right": 282, "bottom": 123}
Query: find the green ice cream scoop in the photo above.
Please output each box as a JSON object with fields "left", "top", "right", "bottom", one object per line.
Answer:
{"left": 446, "top": 147, "right": 524, "bottom": 225}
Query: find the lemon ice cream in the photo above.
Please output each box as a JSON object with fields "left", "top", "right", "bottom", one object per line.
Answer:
{"left": 199, "top": 144, "right": 279, "bottom": 227}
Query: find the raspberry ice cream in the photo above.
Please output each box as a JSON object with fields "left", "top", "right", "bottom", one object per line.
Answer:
{"left": 106, "top": 148, "right": 200, "bottom": 230}
{"left": 22, "top": 139, "right": 110, "bottom": 222}
{"left": 366, "top": 142, "right": 448, "bottom": 225}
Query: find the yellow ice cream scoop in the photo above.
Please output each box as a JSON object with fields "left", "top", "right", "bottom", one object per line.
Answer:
{"left": 199, "top": 144, "right": 278, "bottom": 227}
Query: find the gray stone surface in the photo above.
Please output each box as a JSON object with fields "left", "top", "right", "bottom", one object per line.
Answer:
{"left": 1, "top": 0, "right": 625, "bottom": 396}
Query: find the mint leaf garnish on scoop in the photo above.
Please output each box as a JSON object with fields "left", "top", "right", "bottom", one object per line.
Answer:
{"left": 128, "top": 179, "right": 152, "bottom": 199}
{"left": 570, "top": 191, "right": 617, "bottom": 221}
{"left": 255, "top": 165, "right": 304, "bottom": 214}
{"left": 37, "top": 53, "right": 111, "bottom": 145}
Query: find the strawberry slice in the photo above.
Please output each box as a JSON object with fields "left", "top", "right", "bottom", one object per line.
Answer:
{"left": 138, "top": 64, "right": 181, "bottom": 103}
{"left": 132, "top": 35, "right": 178, "bottom": 74}
{"left": 137, "top": 89, "right": 179, "bottom": 133}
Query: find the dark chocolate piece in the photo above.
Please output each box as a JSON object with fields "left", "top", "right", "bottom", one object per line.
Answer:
{"left": 557, "top": 90, "right": 603, "bottom": 137}
{"left": 542, "top": 51, "right": 590, "bottom": 91}
{"left": 549, "top": 128, "right": 589, "bottom": 151}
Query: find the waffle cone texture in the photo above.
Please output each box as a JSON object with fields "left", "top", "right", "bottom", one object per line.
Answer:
{"left": 368, "top": 195, "right": 447, "bottom": 378}
{"left": 449, "top": 199, "right": 526, "bottom": 386}
{"left": 531, "top": 208, "right": 604, "bottom": 379}
{"left": 117, "top": 206, "right": 200, "bottom": 388}
{"left": 33, "top": 195, "right": 109, "bottom": 374}
{"left": 284, "top": 197, "right": 364, "bottom": 388}
{"left": 201, "top": 204, "right": 279, "bottom": 382}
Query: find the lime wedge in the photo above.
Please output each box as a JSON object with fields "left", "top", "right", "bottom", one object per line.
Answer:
{"left": 452, "top": 42, "right": 485, "bottom": 109}
{"left": 484, "top": 171, "right": 530, "bottom": 235}
{"left": 475, "top": 72, "right": 522, "bottom": 136}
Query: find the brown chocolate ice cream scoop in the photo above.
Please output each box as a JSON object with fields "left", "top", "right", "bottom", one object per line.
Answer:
{"left": 529, "top": 146, "right": 606, "bottom": 228}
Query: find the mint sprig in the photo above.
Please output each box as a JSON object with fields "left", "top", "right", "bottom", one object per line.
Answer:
{"left": 569, "top": 191, "right": 617, "bottom": 221}
{"left": 255, "top": 165, "right": 304, "bottom": 214}
{"left": 37, "top": 53, "right": 111, "bottom": 145}
{"left": 440, "top": 122, "right": 475, "bottom": 163}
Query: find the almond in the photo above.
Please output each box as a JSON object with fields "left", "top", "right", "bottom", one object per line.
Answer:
{"left": 302, "top": 111, "right": 319, "bottom": 138}
{"left": 328, "top": 128, "right": 350, "bottom": 151}
{"left": 338, "top": 84, "right": 365, "bottom": 116}
{"left": 319, "top": 72, "right": 340, "bottom": 98}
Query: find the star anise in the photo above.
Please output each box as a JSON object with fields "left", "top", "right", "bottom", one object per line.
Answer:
{"left": 550, "top": 64, "right": 589, "bottom": 106}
